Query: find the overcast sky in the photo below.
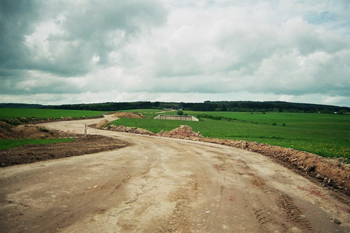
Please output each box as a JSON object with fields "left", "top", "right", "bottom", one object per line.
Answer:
{"left": 1, "top": 0, "right": 350, "bottom": 106}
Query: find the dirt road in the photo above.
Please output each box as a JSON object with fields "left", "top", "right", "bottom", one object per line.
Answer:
{"left": 1, "top": 117, "right": 350, "bottom": 233}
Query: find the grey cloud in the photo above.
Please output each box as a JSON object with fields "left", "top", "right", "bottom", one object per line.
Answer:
{"left": 0, "top": 0, "right": 41, "bottom": 69}
{"left": 0, "top": 0, "right": 167, "bottom": 78}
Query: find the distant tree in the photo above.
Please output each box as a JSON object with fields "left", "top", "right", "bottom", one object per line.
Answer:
{"left": 222, "top": 104, "right": 227, "bottom": 111}
{"left": 337, "top": 110, "right": 347, "bottom": 115}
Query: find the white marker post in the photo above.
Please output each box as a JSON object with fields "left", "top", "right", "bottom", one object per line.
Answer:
{"left": 84, "top": 124, "right": 87, "bottom": 138}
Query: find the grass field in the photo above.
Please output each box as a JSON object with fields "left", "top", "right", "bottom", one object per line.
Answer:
{"left": 111, "top": 110, "right": 350, "bottom": 161}
{"left": 0, "top": 138, "right": 76, "bottom": 150}
{"left": 0, "top": 108, "right": 106, "bottom": 120}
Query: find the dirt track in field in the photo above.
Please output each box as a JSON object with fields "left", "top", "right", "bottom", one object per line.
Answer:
{"left": 1, "top": 116, "right": 350, "bottom": 232}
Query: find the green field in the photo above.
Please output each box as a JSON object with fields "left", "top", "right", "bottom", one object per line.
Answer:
{"left": 110, "top": 110, "right": 350, "bottom": 161}
{"left": 0, "top": 108, "right": 106, "bottom": 120}
{"left": 0, "top": 138, "right": 76, "bottom": 150}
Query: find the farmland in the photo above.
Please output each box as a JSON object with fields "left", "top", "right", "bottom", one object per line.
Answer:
{"left": 110, "top": 110, "right": 350, "bottom": 161}
{"left": 1, "top": 108, "right": 349, "bottom": 161}
{"left": 0, "top": 108, "right": 106, "bottom": 120}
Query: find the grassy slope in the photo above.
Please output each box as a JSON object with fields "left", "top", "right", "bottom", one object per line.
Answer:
{"left": 0, "top": 108, "right": 103, "bottom": 149}
{"left": 0, "top": 108, "right": 106, "bottom": 120}
{"left": 0, "top": 138, "right": 76, "bottom": 150}
{"left": 111, "top": 111, "right": 350, "bottom": 160}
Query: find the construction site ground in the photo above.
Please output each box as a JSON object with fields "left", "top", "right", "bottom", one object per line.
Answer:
{"left": 1, "top": 116, "right": 350, "bottom": 233}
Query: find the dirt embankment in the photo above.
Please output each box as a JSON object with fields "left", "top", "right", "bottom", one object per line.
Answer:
{"left": 0, "top": 135, "right": 129, "bottom": 167}
{"left": 103, "top": 124, "right": 350, "bottom": 195}
{"left": 113, "top": 112, "right": 143, "bottom": 119}
{"left": 0, "top": 121, "right": 59, "bottom": 139}
{"left": 0, "top": 121, "right": 130, "bottom": 167}
{"left": 2, "top": 115, "right": 104, "bottom": 126}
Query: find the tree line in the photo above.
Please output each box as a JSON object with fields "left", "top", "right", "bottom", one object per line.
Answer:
{"left": 1, "top": 101, "right": 349, "bottom": 114}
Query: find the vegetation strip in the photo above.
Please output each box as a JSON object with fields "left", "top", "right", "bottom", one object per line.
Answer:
{"left": 0, "top": 108, "right": 105, "bottom": 125}
{"left": 0, "top": 138, "right": 76, "bottom": 150}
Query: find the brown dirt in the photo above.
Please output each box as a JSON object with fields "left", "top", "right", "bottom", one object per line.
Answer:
{"left": 104, "top": 124, "right": 350, "bottom": 197}
{"left": 95, "top": 119, "right": 109, "bottom": 129}
{"left": 0, "top": 121, "right": 59, "bottom": 139}
{"left": 0, "top": 135, "right": 130, "bottom": 167}
{"left": 105, "top": 124, "right": 155, "bottom": 135}
{"left": 157, "top": 125, "right": 202, "bottom": 138}
{"left": 113, "top": 112, "right": 143, "bottom": 119}
{"left": 197, "top": 138, "right": 350, "bottom": 194}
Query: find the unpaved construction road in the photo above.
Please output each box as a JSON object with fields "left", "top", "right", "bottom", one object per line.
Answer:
{"left": 1, "top": 117, "right": 350, "bottom": 233}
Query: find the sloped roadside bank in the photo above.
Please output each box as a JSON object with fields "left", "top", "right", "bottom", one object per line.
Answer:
{"left": 0, "top": 135, "right": 130, "bottom": 167}
{"left": 0, "top": 120, "right": 130, "bottom": 167}
{"left": 102, "top": 124, "right": 350, "bottom": 197}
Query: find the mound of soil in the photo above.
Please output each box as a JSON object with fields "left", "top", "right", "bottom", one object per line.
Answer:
{"left": 0, "top": 121, "right": 58, "bottom": 139}
{"left": 157, "top": 125, "right": 202, "bottom": 138}
{"left": 113, "top": 112, "right": 143, "bottom": 119}
{"left": 95, "top": 119, "right": 109, "bottom": 129}
{"left": 0, "top": 121, "right": 14, "bottom": 139}
{"left": 106, "top": 124, "right": 154, "bottom": 135}
{"left": 0, "top": 135, "right": 130, "bottom": 167}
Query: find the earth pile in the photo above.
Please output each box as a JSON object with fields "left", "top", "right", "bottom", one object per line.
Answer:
{"left": 0, "top": 121, "right": 58, "bottom": 139}
{"left": 106, "top": 124, "right": 154, "bottom": 135}
{"left": 113, "top": 112, "right": 143, "bottom": 119}
{"left": 157, "top": 125, "right": 202, "bottom": 139}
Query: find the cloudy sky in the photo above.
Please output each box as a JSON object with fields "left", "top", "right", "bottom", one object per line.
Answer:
{"left": 1, "top": 0, "right": 350, "bottom": 106}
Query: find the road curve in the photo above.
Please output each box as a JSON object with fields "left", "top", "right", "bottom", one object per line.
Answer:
{"left": 1, "top": 117, "right": 350, "bottom": 233}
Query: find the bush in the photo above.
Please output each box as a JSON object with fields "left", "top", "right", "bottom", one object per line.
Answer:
{"left": 177, "top": 110, "right": 184, "bottom": 115}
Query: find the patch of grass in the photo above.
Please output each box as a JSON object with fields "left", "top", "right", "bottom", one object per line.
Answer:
{"left": 110, "top": 111, "right": 350, "bottom": 160}
{"left": 0, "top": 108, "right": 105, "bottom": 120}
{"left": 0, "top": 138, "right": 76, "bottom": 150}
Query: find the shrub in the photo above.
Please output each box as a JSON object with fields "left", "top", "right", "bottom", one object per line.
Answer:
{"left": 177, "top": 110, "right": 184, "bottom": 115}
